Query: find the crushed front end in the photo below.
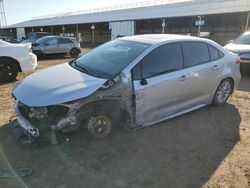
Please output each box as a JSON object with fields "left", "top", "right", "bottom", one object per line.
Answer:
{"left": 11, "top": 101, "right": 71, "bottom": 148}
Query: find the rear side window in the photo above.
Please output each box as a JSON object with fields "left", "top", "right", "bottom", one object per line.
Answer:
{"left": 58, "top": 38, "right": 73, "bottom": 44}
{"left": 208, "top": 45, "right": 224, "bottom": 61}
{"left": 139, "top": 42, "right": 183, "bottom": 79}
{"left": 183, "top": 42, "right": 210, "bottom": 67}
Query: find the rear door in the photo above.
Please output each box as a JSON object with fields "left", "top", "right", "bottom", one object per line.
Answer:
{"left": 133, "top": 42, "right": 195, "bottom": 126}
{"left": 181, "top": 41, "right": 225, "bottom": 105}
{"left": 58, "top": 38, "right": 74, "bottom": 53}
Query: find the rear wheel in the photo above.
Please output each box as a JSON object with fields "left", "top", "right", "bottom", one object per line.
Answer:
{"left": 0, "top": 59, "right": 18, "bottom": 82}
{"left": 212, "top": 78, "right": 233, "bottom": 106}
{"left": 69, "top": 49, "right": 80, "bottom": 58}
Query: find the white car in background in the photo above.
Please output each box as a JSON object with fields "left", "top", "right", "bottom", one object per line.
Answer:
{"left": 0, "top": 40, "right": 37, "bottom": 82}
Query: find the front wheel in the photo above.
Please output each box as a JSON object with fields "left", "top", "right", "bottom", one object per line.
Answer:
{"left": 212, "top": 78, "right": 233, "bottom": 106}
{"left": 0, "top": 59, "right": 18, "bottom": 82}
{"left": 87, "top": 115, "right": 112, "bottom": 138}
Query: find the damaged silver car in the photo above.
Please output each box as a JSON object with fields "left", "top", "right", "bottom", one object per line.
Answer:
{"left": 11, "top": 34, "right": 241, "bottom": 147}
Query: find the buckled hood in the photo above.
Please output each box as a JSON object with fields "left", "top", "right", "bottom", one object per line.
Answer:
{"left": 13, "top": 63, "right": 107, "bottom": 107}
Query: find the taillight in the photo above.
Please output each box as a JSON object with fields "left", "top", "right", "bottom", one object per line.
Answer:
{"left": 236, "top": 56, "right": 241, "bottom": 64}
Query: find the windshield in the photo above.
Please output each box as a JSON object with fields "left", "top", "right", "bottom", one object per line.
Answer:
{"left": 73, "top": 39, "right": 150, "bottom": 79}
{"left": 233, "top": 32, "right": 250, "bottom": 44}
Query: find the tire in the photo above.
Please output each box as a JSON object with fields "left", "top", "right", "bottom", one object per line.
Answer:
{"left": 69, "top": 49, "right": 79, "bottom": 58}
{"left": 212, "top": 78, "right": 233, "bottom": 106}
{"left": 35, "top": 51, "right": 45, "bottom": 59}
{"left": 0, "top": 58, "right": 18, "bottom": 82}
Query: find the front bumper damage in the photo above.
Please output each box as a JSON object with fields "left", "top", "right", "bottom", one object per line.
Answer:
{"left": 14, "top": 102, "right": 40, "bottom": 137}
{"left": 11, "top": 74, "right": 136, "bottom": 148}
{"left": 11, "top": 101, "right": 74, "bottom": 148}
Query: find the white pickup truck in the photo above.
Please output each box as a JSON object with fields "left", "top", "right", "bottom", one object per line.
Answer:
{"left": 0, "top": 40, "right": 37, "bottom": 82}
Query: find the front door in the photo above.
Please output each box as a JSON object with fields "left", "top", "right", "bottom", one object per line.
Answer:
{"left": 44, "top": 38, "right": 60, "bottom": 54}
{"left": 132, "top": 42, "right": 194, "bottom": 126}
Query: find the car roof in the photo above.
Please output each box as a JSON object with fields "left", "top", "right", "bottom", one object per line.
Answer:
{"left": 121, "top": 34, "right": 212, "bottom": 45}
{"left": 41, "top": 36, "right": 76, "bottom": 39}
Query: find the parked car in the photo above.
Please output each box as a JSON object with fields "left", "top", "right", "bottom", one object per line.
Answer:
{"left": 0, "top": 40, "right": 37, "bottom": 82}
{"left": 31, "top": 36, "right": 81, "bottom": 58}
{"left": 224, "top": 31, "right": 250, "bottom": 64}
{"left": 0, "top": 36, "right": 19, "bottom": 43}
{"left": 21, "top": 32, "right": 51, "bottom": 44}
{"left": 11, "top": 34, "right": 241, "bottom": 147}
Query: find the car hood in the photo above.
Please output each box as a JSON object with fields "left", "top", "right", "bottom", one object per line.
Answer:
{"left": 13, "top": 63, "right": 107, "bottom": 107}
{"left": 224, "top": 43, "right": 250, "bottom": 54}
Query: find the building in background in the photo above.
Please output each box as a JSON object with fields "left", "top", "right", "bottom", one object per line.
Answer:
{"left": 0, "top": 0, "right": 250, "bottom": 45}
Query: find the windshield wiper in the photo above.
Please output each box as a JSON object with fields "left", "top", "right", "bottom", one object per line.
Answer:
{"left": 71, "top": 60, "right": 98, "bottom": 76}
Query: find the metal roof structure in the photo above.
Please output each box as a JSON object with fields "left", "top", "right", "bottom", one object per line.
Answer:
{"left": 6, "top": 0, "right": 250, "bottom": 28}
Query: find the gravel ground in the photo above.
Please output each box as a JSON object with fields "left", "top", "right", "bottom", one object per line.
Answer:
{"left": 0, "top": 50, "right": 250, "bottom": 188}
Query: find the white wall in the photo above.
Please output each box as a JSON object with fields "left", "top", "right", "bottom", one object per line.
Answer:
{"left": 110, "top": 21, "right": 135, "bottom": 40}
{"left": 16, "top": 28, "right": 25, "bottom": 41}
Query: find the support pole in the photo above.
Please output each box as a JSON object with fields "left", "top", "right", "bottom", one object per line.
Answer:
{"left": 76, "top": 24, "right": 79, "bottom": 38}
{"left": 245, "top": 12, "right": 250, "bottom": 31}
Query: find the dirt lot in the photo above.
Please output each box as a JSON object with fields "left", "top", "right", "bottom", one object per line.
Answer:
{"left": 0, "top": 50, "right": 250, "bottom": 188}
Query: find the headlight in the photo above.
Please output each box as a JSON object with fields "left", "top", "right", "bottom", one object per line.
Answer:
{"left": 28, "top": 107, "right": 48, "bottom": 119}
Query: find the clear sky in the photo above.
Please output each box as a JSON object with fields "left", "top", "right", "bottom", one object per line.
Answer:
{"left": 4, "top": 0, "right": 148, "bottom": 25}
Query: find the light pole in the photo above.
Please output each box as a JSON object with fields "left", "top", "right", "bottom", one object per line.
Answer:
{"left": 91, "top": 24, "right": 95, "bottom": 45}
{"left": 62, "top": 25, "right": 65, "bottom": 36}
{"left": 197, "top": 16, "right": 201, "bottom": 37}
{"left": 162, "top": 19, "right": 166, "bottom": 34}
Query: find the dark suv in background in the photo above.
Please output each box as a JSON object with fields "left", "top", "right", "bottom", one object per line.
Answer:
{"left": 21, "top": 32, "right": 51, "bottom": 44}
{"left": 32, "top": 36, "right": 81, "bottom": 58}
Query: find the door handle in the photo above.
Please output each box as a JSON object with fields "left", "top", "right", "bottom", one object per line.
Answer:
{"left": 212, "top": 65, "right": 221, "bottom": 70}
{"left": 178, "top": 75, "right": 190, "bottom": 81}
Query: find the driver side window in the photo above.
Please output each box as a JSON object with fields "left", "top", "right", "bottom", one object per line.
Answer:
{"left": 132, "top": 42, "right": 183, "bottom": 80}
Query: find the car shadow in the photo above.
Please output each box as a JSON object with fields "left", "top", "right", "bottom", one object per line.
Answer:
{"left": 0, "top": 103, "right": 241, "bottom": 188}
{"left": 0, "top": 79, "right": 18, "bottom": 86}
{"left": 38, "top": 54, "right": 73, "bottom": 61}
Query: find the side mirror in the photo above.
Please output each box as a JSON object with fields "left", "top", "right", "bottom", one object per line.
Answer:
{"left": 228, "top": 40, "right": 233, "bottom": 44}
{"left": 140, "top": 78, "right": 148, "bottom": 86}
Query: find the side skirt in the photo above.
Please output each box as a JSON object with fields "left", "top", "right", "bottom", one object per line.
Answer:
{"left": 129, "top": 104, "right": 207, "bottom": 132}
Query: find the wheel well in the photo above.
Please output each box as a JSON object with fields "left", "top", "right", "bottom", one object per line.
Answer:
{"left": 0, "top": 56, "right": 22, "bottom": 72}
{"left": 76, "top": 99, "right": 121, "bottom": 124}
{"left": 222, "top": 77, "right": 234, "bottom": 94}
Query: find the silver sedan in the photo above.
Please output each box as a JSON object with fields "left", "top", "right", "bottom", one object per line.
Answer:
{"left": 12, "top": 34, "right": 241, "bottom": 144}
